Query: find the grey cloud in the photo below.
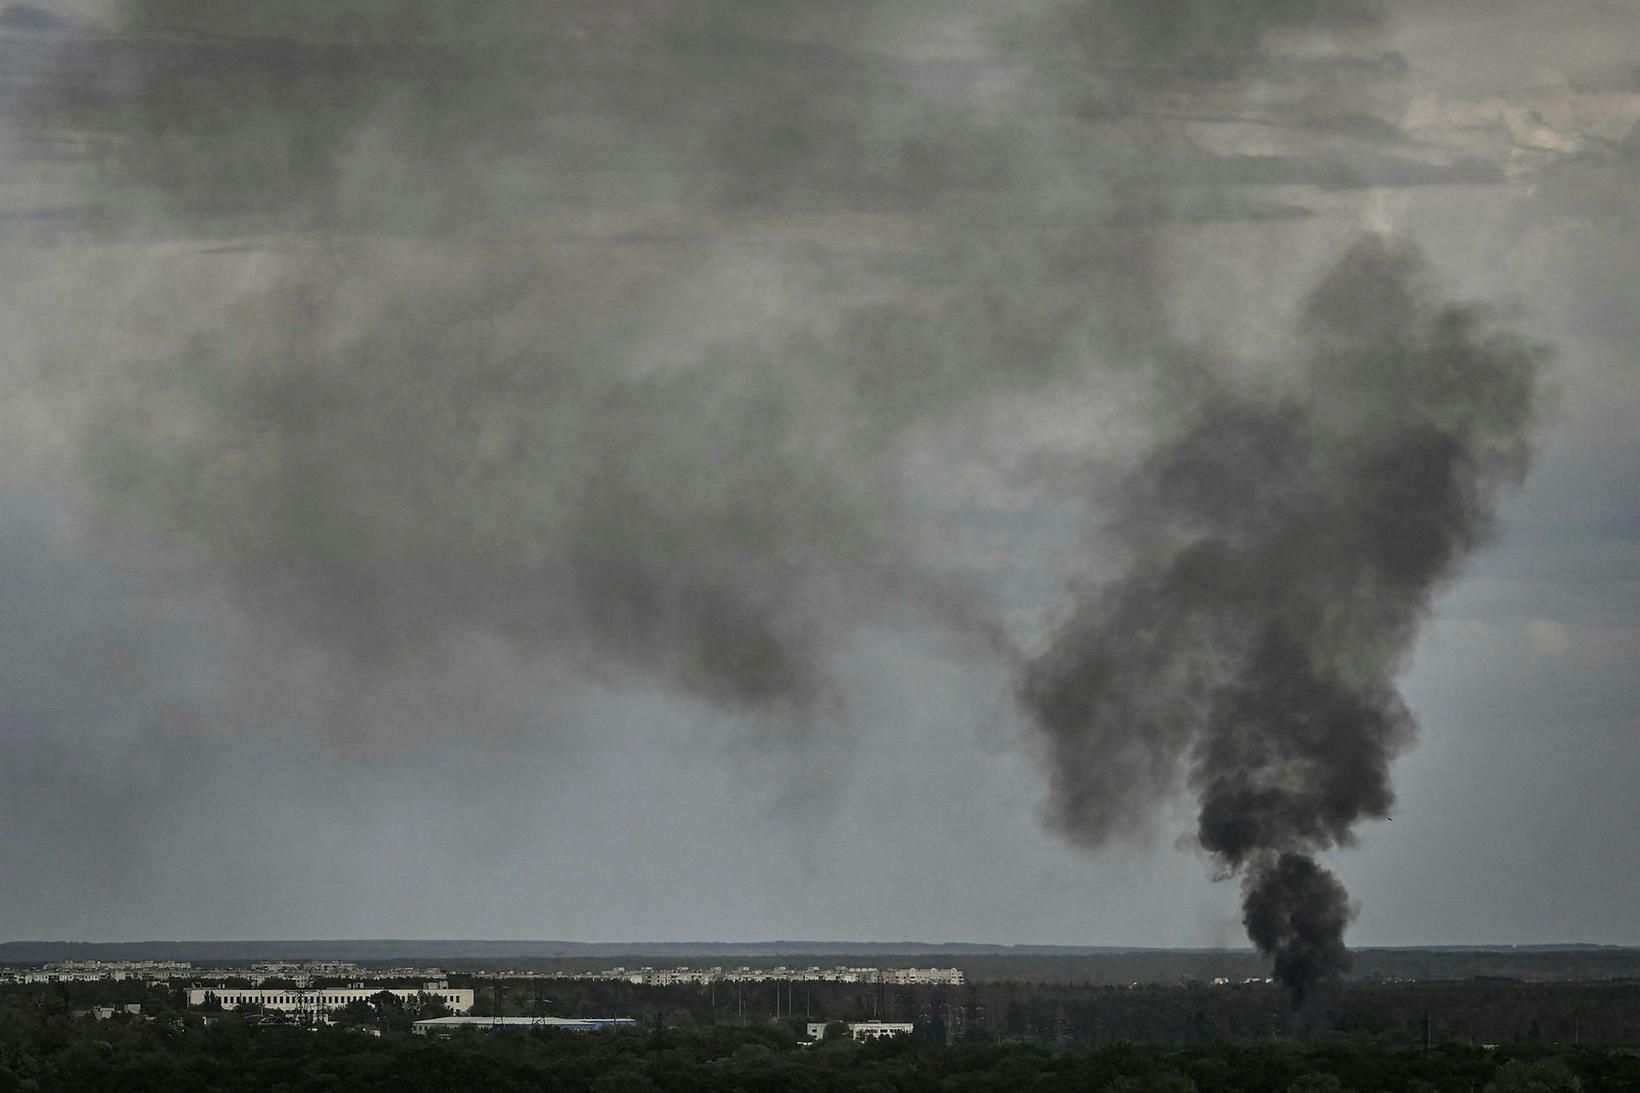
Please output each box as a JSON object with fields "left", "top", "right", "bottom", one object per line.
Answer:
{"left": 1213, "top": 151, "right": 1504, "bottom": 190}
{"left": 1114, "top": 148, "right": 1504, "bottom": 206}
{"left": 1568, "top": 65, "right": 1640, "bottom": 95}
{"left": 0, "top": 0, "right": 1600, "bottom": 961}
{"left": 22, "top": 0, "right": 1131, "bottom": 725}
{"left": 1058, "top": 0, "right": 1382, "bottom": 90}
{"left": 0, "top": 4, "right": 66, "bottom": 33}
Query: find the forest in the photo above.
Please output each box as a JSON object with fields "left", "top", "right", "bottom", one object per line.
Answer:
{"left": 4, "top": 978, "right": 1640, "bottom": 1091}
{"left": 456, "top": 975, "right": 1640, "bottom": 1050}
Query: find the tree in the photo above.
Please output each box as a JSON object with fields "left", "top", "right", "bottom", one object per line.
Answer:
{"left": 411, "top": 992, "right": 450, "bottom": 1020}
{"left": 1486, "top": 1058, "right": 1583, "bottom": 1093}
{"left": 335, "top": 999, "right": 375, "bottom": 1028}
{"left": 1287, "top": 1075, "right": 1351, "bottom": 1093}
{"left": 1107, "top": 1071, "right": 1198, "bottom": 1093}
{"left": 369, "top": 991, "right": 413, "bottom": 1033}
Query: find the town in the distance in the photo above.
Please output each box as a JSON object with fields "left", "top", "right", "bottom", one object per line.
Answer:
{"left": 1, "top": 958, "right": 967, "bottom": 1039}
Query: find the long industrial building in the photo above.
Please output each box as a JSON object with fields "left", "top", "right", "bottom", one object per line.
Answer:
{"left": 186, "top": 986, "right": 473, "bottom": 1014}
{"left": 806, "top": 1020, "right": 915, "bottom": 1041}
{"left": 412, "top": 1016, "right": 637, "bottom": 1035}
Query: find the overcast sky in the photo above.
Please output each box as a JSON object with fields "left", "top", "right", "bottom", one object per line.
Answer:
{"left": 0, "top": 0, "right": 1636, "bottom": 948}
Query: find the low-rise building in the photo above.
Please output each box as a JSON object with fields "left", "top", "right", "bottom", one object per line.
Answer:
{"left": 805, "top": 1020, "right": 915, "bottom": 1041}
{"left": 575, "top": 965, "right": 964, "bottom": 985}
{"left": 46, "top": 960, "right": 194, "bottom": 981}
{"left": 412, "top": 1016, "right": 637, "bottom": 1035}
{"left": 186, "top": 986, "right": 473, "bottom": 1015}
{"left": 74, "top": 1005, "right": 142, "bottom": 1020}
{"left": 882, "top": 968, "right": 964, "bottom": 986}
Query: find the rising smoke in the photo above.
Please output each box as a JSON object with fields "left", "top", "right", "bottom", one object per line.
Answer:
{"left": 1021, "top": 237, "right": 1543, "bottom": 1014}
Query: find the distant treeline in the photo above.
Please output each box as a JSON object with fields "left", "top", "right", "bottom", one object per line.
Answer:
{"left": 450, "top": 976, "right": 1640, "bottom": 1048}
{"left": 439, "top": 950, "right": 1640, "bottom": 986}
{"left": 17, "top": 975, "right": 1640, "bottom": 1049}
{"left": 5, "top": 943, "right": 1640, "bottom": 984}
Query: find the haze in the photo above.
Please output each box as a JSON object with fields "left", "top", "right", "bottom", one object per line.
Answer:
{"left": 0, "top": 0, "right": 1636, "bottom": 950}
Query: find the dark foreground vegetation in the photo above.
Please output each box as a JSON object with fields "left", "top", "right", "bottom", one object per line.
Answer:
{"left": 0, "top": 1015, "right": 1636, "bottom": 1092}
{"left": 469, "top": 976, "right": 1640, "bottom": 1049}
{"left": 5, "top": 984, "right": 1640, "bottom": 1092}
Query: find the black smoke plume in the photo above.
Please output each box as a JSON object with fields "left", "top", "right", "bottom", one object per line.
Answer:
{"left": 1242, "top": 852, "right": 1352, "bottom": 1018}
{"left": 1020, "top": 236, "right": 1543, "bottom": 1015}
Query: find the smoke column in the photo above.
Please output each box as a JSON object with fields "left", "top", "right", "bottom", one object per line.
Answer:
{"left": 1020, "top": 237, "right": 1543, "bottom": 1016}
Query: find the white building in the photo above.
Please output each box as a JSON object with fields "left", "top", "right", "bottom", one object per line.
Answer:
{"left": 882, "top": 968, "right": 964, "bottom": 986}
{"left": 577, "top": 965, "right": 963, "bottom": 985}
{"left": 46, "top": 960, "right": 193, "bottom": 981}
{"left": 413, "top": 1016, "right": 636, "bottom": 1035}
{"left": 186, "top": 986, "right": 473, "bottom": 1015}
{"left": 805, "top": 1020, "right": 915, "bottom": 1042}
{"left": 622, "top": 967, "right": 722, "bottom": 986}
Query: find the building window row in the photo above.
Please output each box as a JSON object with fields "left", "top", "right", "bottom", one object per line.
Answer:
{"left": 205, "top": 991, "right": 466, "bottom": 1008}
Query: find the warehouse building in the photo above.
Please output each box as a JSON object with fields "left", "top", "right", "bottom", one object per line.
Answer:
{"left": 805, "top": 1020, "right": 915, "bottom": 1041}
{"left": 413, "top": 1016, "right": 637, "bottom": 1035}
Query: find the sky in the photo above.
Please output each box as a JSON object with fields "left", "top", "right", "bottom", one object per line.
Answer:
{"left": 0, "top": 0, "right": 1636, "bottom": 948}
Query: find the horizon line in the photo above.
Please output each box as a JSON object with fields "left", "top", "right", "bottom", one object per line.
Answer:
{"left": 4, "top": 938, "right": 1634, "bottom": 951}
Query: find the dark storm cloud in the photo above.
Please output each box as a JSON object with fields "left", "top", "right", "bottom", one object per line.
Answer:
{"left": 1020, "top": 236, "right": 1544, "bottom": 1008}
{"left": 26, "top": 0, "right": 941, "bottom": 717}
{"left": 0, "top": 4, "right": 66, "bottom": 33}
{"left": 1059, "top": 0, "right": 1382, "bottom": 90}
{"left": 1191, "top": 150, "right": 1503, "bottom": 190}
{"left": 20, "top": 0, "right": 1202, "bottom": 724}
{"left": 59, "top": 0, "right": 904, "bottom": 231}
